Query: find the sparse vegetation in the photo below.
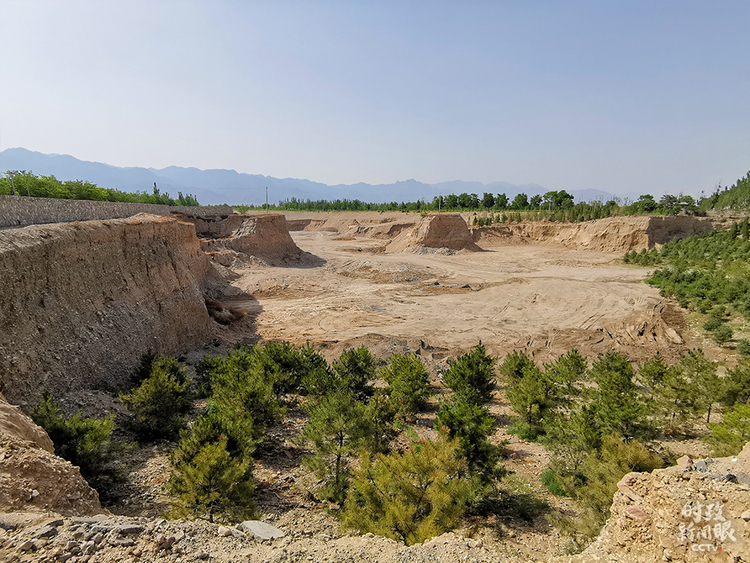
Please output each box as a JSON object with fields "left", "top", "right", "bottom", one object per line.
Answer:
{"left": 31, "top": 395, "right": 129, "bottom": 498}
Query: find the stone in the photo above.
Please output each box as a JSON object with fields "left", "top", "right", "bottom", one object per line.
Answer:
{"left": 238, "top": 520, "right": 286, "bottom": 540}
{"left": 676, "top": 455, "right": 692, "bottom": 470}
{"left": 624, "top": 506, "right": 651, "bottom": 521}
{"left": 115, "top": 524, "right": 144, "bottom": 535}
{"left": 33, "top": 525, "right": 58, "bottom": 539}
{"left": 217, "top": 526, "right": 233, "bottom": 537}
{"left": 18, "top": 540, "right": 35, "bottom": 551}
{"left": 741, "top": 510, "right": 750, "bottom": 522}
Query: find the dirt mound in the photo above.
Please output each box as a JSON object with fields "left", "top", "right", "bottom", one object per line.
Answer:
{"left": 386, "top": 214, "right": 481, "bottom": 253}
{"left": 200, "top": 214, "right": 309, "bottom": 266}
{"left": 554, "top": 442, "right": 750, "bottom": 563}
{"left": 472, "top": 215, "right": 716, "bottom": 252}
{"left": 0, "top": 395, "right": 102, "bottom": 516}
{"left": 0, "top": 214, "right": 223, "bottom": 407}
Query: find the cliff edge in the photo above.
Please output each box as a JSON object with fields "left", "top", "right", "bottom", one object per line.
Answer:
{"left": 0, "top": 214, "right": 221, "bottom": 407}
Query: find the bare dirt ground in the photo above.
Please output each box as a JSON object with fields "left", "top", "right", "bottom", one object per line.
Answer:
{"left": 230, "top": 218, "right": 698, "bottom": 367}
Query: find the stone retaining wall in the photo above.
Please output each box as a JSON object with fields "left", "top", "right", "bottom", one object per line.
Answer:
{"left": 0, "top": 195, "right": 233, "bottom": 228}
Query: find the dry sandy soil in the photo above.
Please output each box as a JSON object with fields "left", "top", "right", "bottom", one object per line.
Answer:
{"left": 5, "top": 211, "right": 734, "bottom": 563}
{"left": 229, "top": 212, "right": 698, "bottom": 367}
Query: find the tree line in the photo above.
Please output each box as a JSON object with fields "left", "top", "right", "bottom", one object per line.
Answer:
{"left": 238, "top": 189, "right": 708, "bottom": 223}
{"left": 1, "top": 171, "right": 199, "bottom": 206}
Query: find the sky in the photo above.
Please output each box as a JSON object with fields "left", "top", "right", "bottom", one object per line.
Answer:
{"left": 1, "top": 0, "right": 748, "bottom": 197}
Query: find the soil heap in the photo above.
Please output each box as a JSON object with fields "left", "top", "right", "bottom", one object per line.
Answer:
{"left": 386, "top": 214, "right": 481, "bottom": 253}
{"left": 0, "top": 393, "right": 101, "bottom": 518}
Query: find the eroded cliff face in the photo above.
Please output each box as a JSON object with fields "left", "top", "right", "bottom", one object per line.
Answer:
{"left": 0, "top": 214, "right": 218, "bottom": 407}
{"left": 198, "top": 214, "right": 306, "bottom": 266}
{"left": 0, "top": 393, "right": 102, "bottom": 516}
{"left": 472, "top": 215, "right": 717, "bottom": 252}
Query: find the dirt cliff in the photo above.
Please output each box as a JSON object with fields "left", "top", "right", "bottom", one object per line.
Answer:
{"left": 472, "top": 215, "right": 716, "bottom": 252}
{"left": 0, "top": 214, "right": 221, "bottom": 407}
{"left": 0, "top": 393, "right": 102, "bottom": 516}
{"left": 386, "top": 214, "right": 481, "bottom": 253}
{"left": 197, "top": 214, "right": 308, "bottom": 266}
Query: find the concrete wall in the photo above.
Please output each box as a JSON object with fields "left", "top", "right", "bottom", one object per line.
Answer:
{"left": 0, "top": 195, "right": 233, "bottom": 229}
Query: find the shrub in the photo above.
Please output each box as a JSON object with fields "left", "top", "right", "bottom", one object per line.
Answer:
{"left": 703, "top": 316, "right": 725, "bottom": 332}
{"left": 120, "top": 356, "right": 192, "bottom": 440}
{"left": 342, "top": 435, "right": 474, "bottom": 545}
{"left": 706, "top": 404, "right": 750, "bottom": 456}
{"left": 540, "top": 469, "right": 567, "bottom": 497}
{"left": 713, "top": 324, "right": 734, "bottom": 345}
{"left": 443, "top": 343, "right": 497, "bottom": 406}
{"left": 380, "top": 353, "right": 432, "bottom": 419}
{"left": 32, "top": 395, "right": 128, "bottom": 497}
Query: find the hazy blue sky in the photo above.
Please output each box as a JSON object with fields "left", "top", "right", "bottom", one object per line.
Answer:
{"left": 1, "top": 1, "right": 748, "bottom": 196}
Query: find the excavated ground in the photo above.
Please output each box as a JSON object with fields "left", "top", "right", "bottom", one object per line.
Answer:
{"left": 3, "top": 211, "right": 739, "bottom": 563}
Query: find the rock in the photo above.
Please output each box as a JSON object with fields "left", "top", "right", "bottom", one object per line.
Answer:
{"left": 675, "top": 455, "right": 692, "bottom": 470}
{"left": 742, "top": 510, "right": 750, "bottom": 522}
{"left": 115, "top": 524, "right": 144, "bottom": 535}
{"left": 238, "top": 520, "right": 286, "bottom": 540}
{"left": 217, "top": 526, "right": 233, "bottom": 537}
{"left": 624, "top": 506, "right": 650, "bottom": 521}
{"left": 33, "top": 525, "right": 59, "bottom": 539}
{"left": 18, "top": 539, "right": 35, "bottom": 551}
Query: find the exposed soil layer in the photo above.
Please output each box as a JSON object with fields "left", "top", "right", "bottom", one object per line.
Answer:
{"left": 0, "top": 214, "right": 225, "bottom": 407}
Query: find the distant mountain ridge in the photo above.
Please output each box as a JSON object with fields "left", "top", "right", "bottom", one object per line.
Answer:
{"left": 0, "top": 148, "right": 615, "bottom": 206}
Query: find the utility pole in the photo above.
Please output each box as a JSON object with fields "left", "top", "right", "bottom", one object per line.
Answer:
{"left": 265, "top": 187, "right": 269, "bottom": 215}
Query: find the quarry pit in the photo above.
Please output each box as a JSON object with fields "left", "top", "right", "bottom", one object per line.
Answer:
{"left": 4, "top": 200, "right": 743, "bottom": 563}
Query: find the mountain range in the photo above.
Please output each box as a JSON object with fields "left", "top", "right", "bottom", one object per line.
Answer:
{"left": 0, "top": 148, "right": 615, "bottom": 206}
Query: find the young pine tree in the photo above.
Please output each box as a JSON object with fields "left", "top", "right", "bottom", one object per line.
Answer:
{"left": 443, "top": 343, "right": 497, "bottom": 407}
{"left": 380, "top": 353, "right": 432, "bottom": 420}
{"left": 297, "top": 390, "right": 373, "bottom": 503}
{"left": 119, "top": 356, "right": 192, "bottom": 440}
{"left": 342, "top": 435, "right": 474, "bottom": 545}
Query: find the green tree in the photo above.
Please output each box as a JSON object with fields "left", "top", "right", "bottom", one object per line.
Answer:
{"left": 166, "top": 438, "right": 255, "bottom": 522}
{"left": 330, "top": 346, "right": 377, "bottom": 401}
{"left": 342, "top": 435, "right": 474, "bottom": 545}
{"left": 505, "top": 361, "right": 557, "bottom": 438}
{"left": 120, "top": 356, "right": 192, "bottom": 440}
{"left": 436, "top": 399, "right": 504, "bottom": 484}
{"left": 442, "top": 343, "right": 497, "bottom": 407}
{"left": 589, "top": 353, "right": 653, "bottom": 440}
{"left": 209, "top": 344, "right": 284, "bottom": 439}
{"left": 511, "top": 193, "right": 528, "bottom": 210}
{"left": 380, "top": 353, "right": 431, "bottom": 420}
{"left": 298, "top": 391, "right": 373, "bottom": 503}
